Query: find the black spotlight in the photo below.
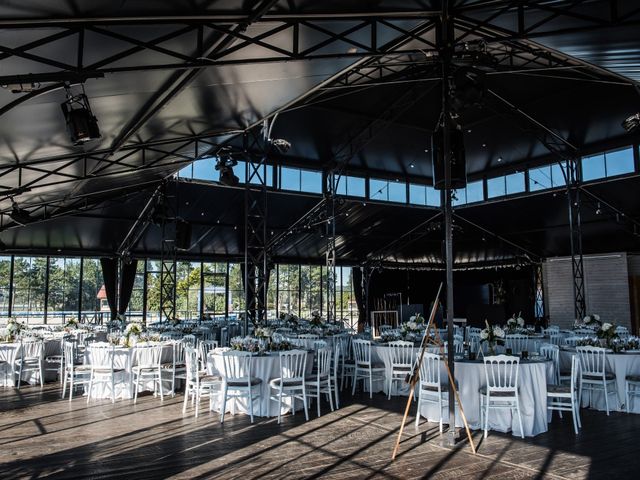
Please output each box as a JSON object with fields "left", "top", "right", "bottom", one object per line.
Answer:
{"left": 61, "top": 85, "right": 101, "bottom": 146}
{"left": 9, "top": 200, "right": 33, "bottom": 225}
{"left": 622, "top": 113, "right": 640, "bottom": 133}
{"left": 215, "top": 156, "right": 239, "bottom": 186}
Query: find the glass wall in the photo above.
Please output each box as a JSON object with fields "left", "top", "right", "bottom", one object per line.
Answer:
{"left": 203, "top": 262, "right": 227, "bottom": 318}
{"left": 12, "top": 256, "right": 47, "bottom": 324}
{"left": 47, "top": 257, "right": 81, "bottom": 324}
{"left": 81, "top": 258, "right": 105, "bottom": 322}
{"left": 176, "top": 261, "right": 202, "bottom": 321}
{"left": 0, "top": 256, "right": 11, "bottom": 318}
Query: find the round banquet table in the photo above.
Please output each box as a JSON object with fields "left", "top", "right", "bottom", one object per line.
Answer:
{"left": 417, "top": 358, "right": 554, "bottom": 437}
{"left": 559, "top": 348, "right": 640, "bottom": 413}
{"left": 84, "top": 342, "right": 174, "bottom": 400}
{"left": 207, "top": 350, "right": 314, "bottom": 417}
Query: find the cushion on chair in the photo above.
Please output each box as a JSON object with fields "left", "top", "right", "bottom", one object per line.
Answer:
{"left": 200, "top": 374, "right": 222, "bottom": 383}
{"left": 226, "top": 377, "right": 261, "bottom": 387}
{"left": 626, "top": 375, "right": 640, "bottom": 383}
{"left": 270, "top": 378, "right": 303, "bottom": 388}
{"left": 547, "top": 384, "right": 571, "bottom": 394}
{"left": 479, "top": 386, "right": 517, "bottom": 397}
{"left": 582, "top": 372, "right": 615, "bottom": 381}
{"left": 305, "top": 373, "right": 329, "bottom": 382}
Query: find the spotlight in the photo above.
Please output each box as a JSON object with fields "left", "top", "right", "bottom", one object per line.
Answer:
{"left": 596, "top": 202, "right": 602, "bottom": 215}
{"left": 61, "top": 85, "right": 100, "bottom": 145}
{"left": 215, "top": 156, "right": 239, "bottom": 187}
{"left": 9, "top": 199, "right": 33, "bottom": 225}
{"left": 622, "top": 113, "right": 640, "bottom": 133}
{"left": 271, "top": 138, "right": 291, "bottom": 153}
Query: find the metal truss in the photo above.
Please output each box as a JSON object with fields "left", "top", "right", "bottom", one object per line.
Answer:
{"left": 243, "top": 130, "right": 269, "bottom": 329}
{"left": 117, "top": 183, "right": 164, "bottom": 258}
{"left": 534, "top": 263, "right": 545, "bottom": 321}
{"left": 159, "top": 184, "right": 178, "bottom": 322}
{"left": 324, "top": 176, "right": 337, "bottom": 323}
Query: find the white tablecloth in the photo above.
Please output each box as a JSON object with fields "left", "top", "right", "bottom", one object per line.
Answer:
{"left": 560, "top": 349, "right": 640, "bottom": 413}
{"left": 85, "top": 344, "right": 173, "bottom": 399}
{"left": 419, "top": 359, "right": 554, "bottom": 437}
{"left": 207, "top": 351, "right": 313, "bottom": 417}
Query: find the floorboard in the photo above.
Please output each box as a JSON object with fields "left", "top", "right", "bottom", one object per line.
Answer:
{"left": 0, "top": 383, "right": 637, "bottom": 479}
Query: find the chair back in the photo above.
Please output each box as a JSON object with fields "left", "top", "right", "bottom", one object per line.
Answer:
{"left": 220, "top": 327, "right": 229, "bottom": 347}
{"left": 0, "top": 342, "right": 21, "bottom": 364}
{"left": 419, "top": 352, "right": 441, "bottom": 390}
{"left": 468, "top": 327, "right": 482, "bottom": 339}
{"left": 506, "top": 334, "right": 528, "bottom": 354}
{"left": 379, "top": 324, "right": 392, "bottom": 334}
{"left": 388, "top": 341, "right": 414, "bottom": 367}
{"left": 333, "top": 342, "right": 341, "bottom": 378}
{"left": 298, "top": 334, "right": 320, "bottom": 340}
{"left": 539, "top": 343, "right": 560, "bottom": 383}
{"left": 576, "top": 346, "right": 608, "bottom": 378}
{"left": 278, "top": 350, "right": 307, "bottom": 382}
{"left": 222, "top": 350, "right": 253, "bottom": 384}
{"left": 160, "top": 332, "right": 181, "bottom": 341}
{"left": 62, "top": 340, "right": 78, "bottom": 368}
{"left": 352, "top": 339, "right": 372, "bottom": 367}
{"left": 483, "top": 355, "right": 520, "bottom": 393}
{"left": 87, "top": 344, "right": 115, "bottom": 371}
{"left": 182, "top": 334, "right": 197, "bottom": 347}
{"left": 563, "top": 336, "right": 583, "bottom": 347}
{"left": 549, "top": 333, "right": 564, "bottom": 346}
{"left": 570, "top": 354, "right": 580, "bottom": 396}
{"left": 172, "top": 340, "right": 186, "bottom": 364}
{"left": 313, "top": 340, "right": 328, "bottom": 350}
{"left": 135, "top": 344, "right": 163, "bottom": 368}
{"left": 184, "top": 346, "right": 199, "bottom": 383}
{"left": 20, "top": 340, "right": 43, "bottom": 360}
{"left": 199, "top": 340, "right": 219, "bottom": 361}
{"left": 545, "top": 326, "right": 560, "bottom": 334}
{"left": 315, "top": 347, "right": 332, "bottom": 378}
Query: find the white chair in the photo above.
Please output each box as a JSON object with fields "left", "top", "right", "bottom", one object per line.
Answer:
{"left": 61, "top": 340, "right": 91, "bottom": 401}
{"left": 313, "top": 340, "right": 328, "bottom": 350}
{"left": 199, "top": 340, "right": 219, "bottom": 371}
{"left": 351, "top": 339, "right": 385, "bottom": 399}
{"left": 563, "top": 336, "right": 584, "bottom": 347}
{"left": 625, "top": 374, "right": 640, "bottom": 413}
{"left": 443, "top": 335, "right": 464, "bottom": 355}
{"left": 183, "top": 346, "right": 222, "bottom": 418}
{"left": 221, "top": 350, "right": 262, "bottom": 423}
{"left": 539, "top": 343, "right": 560, "bottom": 384}
{"left": 547, "top": 355, "right": 582, "bottom": 434}
{"left": 0, "top": 343, "right": 21, "bottom": 387}
{"left": 549, "top": 333, "right": 564, "bottom": 346}
{"left": 480, "top": 355, "right": 524, "bottom": 439}
{"left": 576, "top": 346, "right": 617, "bottom": 415}
{"left": 132, "top": 344, "right": 164, "bottom": 404}
{"left": 387, "top": 340, "right": 414, "bottom": 400}
{"left": 45, "top": 336, "right": 71, "bottom": 384}
{"left": 505, "top": 334, "right": 528, "bottom": 355}
{"left": 298, "top": 334, "right": 320, "bottom": 340}
{"left": 337, "top": 335, "right": 355, "bottom": 390}
{"left": 86, "top": 344, "right": 124, "bottom": 404}
{"left": 16, "top": 340, "right": 44, "bottom": 389}
{"left": 269, "top": 350, "right": 309, "bottom": 424}
{"left": 415, "top": 352, "right": 452, "bottom": 433}
{"left": 330, "top": 342, "right": 341, "bottom": 409}
{"left": 467, "top": 326, "right": 482, "bottom": 341}
{"left": 182, "top": 334, "right": 197, "bottom": 347}
{"left": 162, "top": 340, "right": 187, "bottom": 396}
{"left": 306, "top": 347, "right": 334, "bottom": 417}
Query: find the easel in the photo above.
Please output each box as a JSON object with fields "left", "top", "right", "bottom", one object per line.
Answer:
{"left": 391, "top": 283, "right": 476, "bottom": 460}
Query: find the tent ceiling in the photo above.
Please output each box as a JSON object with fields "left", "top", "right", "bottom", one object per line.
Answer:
{"left": 0, "top": 1, "right": 639, "bottom": 265}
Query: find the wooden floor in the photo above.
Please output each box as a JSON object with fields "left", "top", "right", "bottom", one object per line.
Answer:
{"left": 1, "top": 383, "right": 638, "bottom": 479}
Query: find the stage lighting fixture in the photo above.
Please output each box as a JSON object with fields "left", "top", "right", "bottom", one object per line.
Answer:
{"left": 9, "top": 200, "right": 33, "bottom": 225}
{"left": 622, "top": 113, "right": 640, "bottom": 133}
{"left": 61, "top": 85, "right": 101, "bottom": 146}
{"left": 215, "top": 156, "right": 239, "bottom": 187}
{"left": 271, "top": 138, "right": 291, "bottom": 153}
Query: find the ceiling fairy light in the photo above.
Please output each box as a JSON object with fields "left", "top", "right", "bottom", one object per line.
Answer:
{"left": 61, "top": 83, "right": 101, "bottom": 145}
{"left": 622, "top": 113, "right": 640, "bottom": 133}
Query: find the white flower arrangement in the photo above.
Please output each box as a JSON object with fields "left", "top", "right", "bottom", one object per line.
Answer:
{"left": 124, "top": 322, "right": 143, "bottom": 336}
{"left": 409, "top": 313, "right": 426, "bottom": 324}
{"left": 583, "top": 314, "right": 601, "bottom": 326}
{"left": 254, "top": 327, "right": 273, "bottom": 339}
{"left": 480, "top": 320, "right": 505, "bottom": 354}
{"left": 516, "top": 316, "right": 525, "bottom": 327}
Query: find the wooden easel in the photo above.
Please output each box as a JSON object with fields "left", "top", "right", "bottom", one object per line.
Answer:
{"left": 391, "top": 283, "right": 476, "bottom": 460}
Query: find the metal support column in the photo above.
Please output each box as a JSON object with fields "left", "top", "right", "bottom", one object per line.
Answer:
{"left": 159, "top": 184, "right": 177, "bottom": 323}
{"left": 243, "top": 131, "right": 269, "bottom": 332}
{"left": 566, "top": 158, "right": 586, "bottom": 321}
{"left": 325, "top": 172, "right": 337, "bottom": 323}
{"left": 534, "top": 263, "right": 545, "bottom": 323}
{"left": 440, "top": 0, "right": 457, "bottom": 447}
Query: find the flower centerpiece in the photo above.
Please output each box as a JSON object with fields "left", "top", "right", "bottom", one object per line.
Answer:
{"left": 230, "top": 336, "right": 259, "bottom": 353}
{"left": 5, "top": 317, "right": 25, "bottom": 342}
{"left": 506, "top": 314, "right": 525, "bottom": 334}
{"left": 596, "top": 322, "right": 618, "bottom": 347}
{"left": 310, "top": 310, "right": 324, "bottom": 328}
{"left": 576, "top": 337, "right": 600, "bottom": 348}
{"left": 279, "top": 312, "right": 299, "bottom": 328}
{"left": 269, "top": 339, "right": 294, "bottom": 352}
{"left": 400, "top": 321, "right": 421, "bottom": 340}
{"left": 410, "top": 313, "right": 426, "bottom": 325}
{"left": 480, "top": 320, "right": 505, "bottom": 355}
{"left": 124, "top": 322, "right": 143, "bottom": 347}
{"left": 254, "top": 326, "right": 272, "bottom": 339}
{"left": 581, "top": 314, "right": 601, "bottom": 328}
{"left": 64, "top": 317, "right": 79, "bottom": 330}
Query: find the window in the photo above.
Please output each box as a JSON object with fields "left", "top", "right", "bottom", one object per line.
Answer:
{"left": 529, "top": 163, "right": 567, "bottom": 191}
{"left": 487, "top": 173, "right": 524, "bottom": 198}
{"left": 335, "top": 175, "right": 365, "bottom": 197}
{"left": 487, "top": 177, "right": 506, "bottom": 198}
{"left": 277, "top": 264, "right": 300, "bottom": 316}
{"left": 300, "top": 265, "right": 322, "bottom": 318}
{"left": 452, "top": 188, "right": 466, "bottom": 206}
{"left": 203, "top": 262, "right": 227, "bottom": 319}
{"left": 505, "top": 172, "right": 525, "bottom": 195}
{"left": 0, "top": 256, "right": 11, "bottom": 318}
{"left": 12, "top": 257, "right": 47, "bottom": 324}
{"left": 47, "top": 257, "right": 81, "bottom": 325}
{"left": 227, "top": 263, "right": 244, "bottom": 318}
{"left": 81, "top": 258, "right": 105, "bottom": 323}
{"left": 582, "top": 146, "right": 635, "bottom": 181}
{"left": 466, "top": 180, "right": 484, "bottom": 203}
{"left": 336, "top": 267, "right": 357, "bottom": 330}
{"left": 409, "top": 184, "right": 441, "bottom": 207}
{"left": 176, "top": 262, "right": 201, "bottom": 321}
{"left": 369, "top": 178, "right": 406, "bottom": 203}
{"left": 280, "top": 167, "right": 321, "bottom": 193}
